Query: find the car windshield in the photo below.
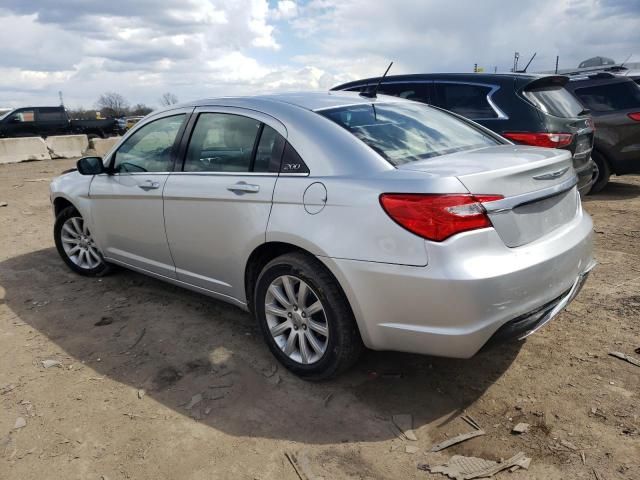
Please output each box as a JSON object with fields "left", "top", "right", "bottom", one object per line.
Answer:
{"left": 318, "top": 102, "right": 499, "bottom": 166}
{"left": 573, "top": 81, "right": 640, "bottom": 112}
{"left": 0, "top": 110, "right": 13, "bottom": 121}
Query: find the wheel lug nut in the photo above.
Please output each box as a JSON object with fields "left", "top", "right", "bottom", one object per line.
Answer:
{"left": 293, "top": 306, "right": 298, "bottom": 311}
{"left": 294, "top": 326, "right": 298, "bottom": 330}
{"left": 303, "top": 325, "right": 307, "bottom": 330}
{"left": 301, "top": 312, "right": 306, "bottom": 318}
{"left": 287, "top": 313, "right": 292, "bottom": 318}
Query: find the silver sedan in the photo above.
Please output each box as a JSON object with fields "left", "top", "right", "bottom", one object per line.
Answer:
{"left": 50, "top": 91, "right": 595, "bottom": 379}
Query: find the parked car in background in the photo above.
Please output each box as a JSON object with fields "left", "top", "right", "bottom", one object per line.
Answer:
{"left": 332, "top": 73, "right": 596, "bottom": 195}
{"left": 563, "top": 73, "right": 640, "bottom": 192}
{"left": 0, "top": 106, "right": 126, "bottom": 139}
{"left": 125, "top": 116, "right": 145, "bottom": 130}
{"left": 50, "top": 92, "right": 594, "bottom": 379}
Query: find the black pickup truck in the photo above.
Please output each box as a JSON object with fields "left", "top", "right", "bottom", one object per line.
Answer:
{"left": 0, "top": 106, "right": 125, "bottom": 139}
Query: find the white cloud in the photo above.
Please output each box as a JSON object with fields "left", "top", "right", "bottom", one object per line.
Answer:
{"left": 272, "top": 0, "right": 298, "bottom": 20}
{"left": 0, "top": 0, "right": 638, "bottom": 109}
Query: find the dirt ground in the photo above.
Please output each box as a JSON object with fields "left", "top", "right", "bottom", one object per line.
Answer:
{"left": 0, "top": 159, "right": 638, "bottom": 480}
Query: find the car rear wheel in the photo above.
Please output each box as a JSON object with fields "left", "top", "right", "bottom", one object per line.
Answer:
{"left": 54, "top": 206, "right": 111, "bottom": 276}
{"left": 588, "top": 150, "right": 611, "bottom": 194}
{"left": 254, "top": 252, "right": 362, "bottom": 380}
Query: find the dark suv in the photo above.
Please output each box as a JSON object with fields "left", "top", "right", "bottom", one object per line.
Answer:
{"left": 332, "top": 73, "right": 596, "bottom": 194}
{"left": 563, "top": 73, "right": 640, "bottom": 193}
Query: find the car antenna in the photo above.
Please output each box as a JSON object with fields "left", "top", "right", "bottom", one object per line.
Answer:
{"left": 360, "top": 62, "right": 393, "bottom": 99}
{"left": 520, "top": 52, "right": 537, "bottom": 73}
{"left": 619, "top": 53, "right": 632, "bottom": 68}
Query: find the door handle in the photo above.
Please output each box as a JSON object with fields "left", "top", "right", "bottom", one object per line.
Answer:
{"left": 138, "top": 180, "right": 160, "bottom": 190}
{"left": 227, "top": 183, "right": 260, "bottom": 194}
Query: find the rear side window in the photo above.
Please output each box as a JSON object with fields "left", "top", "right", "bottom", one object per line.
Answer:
{"left": 434, "top": 83, "right": 498, "bottom": 119}
{"left": 318, "top": 102, "right": 499, "bottom": 166}
{"left": 281, "top": 143, "right": 309, "bottom": 174}
{"left": 38, "top": 109, "right": 65, "bottom": 122}
{"left": 378, "top": 83, "right": 431, "bottom": 103}
{"left": 184, "top": 113, "right": 260, "bottom": 172}
{"left": 572, "top": 81, "right": 640, "bottom": 112}
{"left": 253, "top": 125, "right": 286, "bottom": 173}
{"left": 523, "top": 86, "right": 584, "bottom": 117}
{"left": 184, "top": 113, "right": 285, "bottom": 173}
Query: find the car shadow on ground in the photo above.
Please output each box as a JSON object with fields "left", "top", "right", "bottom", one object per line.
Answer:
{"left": 0, "top": 248, "right": 522, "bottom": 444}
{"left": 585, "top": 179, "right": 640, "bottom": 201}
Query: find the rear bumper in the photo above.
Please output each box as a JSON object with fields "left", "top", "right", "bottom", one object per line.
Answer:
{"left": 484, "top": 259, "right": 595, "bottom": 346}
{"left": 320, "top": 209, "right": 594, "bottom": 358}
{"left": 575, "top": 157, "right": 596, "bottom": 195}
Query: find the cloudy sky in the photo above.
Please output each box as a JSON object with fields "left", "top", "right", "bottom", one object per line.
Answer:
{"left": 0, "top": 0, "right": 638, "bottom": 109}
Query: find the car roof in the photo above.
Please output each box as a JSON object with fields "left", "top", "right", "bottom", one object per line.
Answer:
{"left": 565, "top": 74, "right": 637, "bottom": 89}
{"left": 167, "top": 91, "right": 407, "bottom": 115}
{"left": 331, "top": 72, "right": 555, "bottom": 90}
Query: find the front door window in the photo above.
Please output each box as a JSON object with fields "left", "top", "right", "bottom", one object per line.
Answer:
{"left": 113, "top": 115, "right": 185, "bottom": 173}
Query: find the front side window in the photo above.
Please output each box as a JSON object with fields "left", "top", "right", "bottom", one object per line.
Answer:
{"left": 319, "top": 102, "right": 499, "bottom": 166}
{"left": 12, "top": 110, "right": 35, "bottom": 123}
{"left": 113, "top": 114, "right": 185, "bottom": 173}
{"left": 434, "top": 83, "right": 498, "bottom": 119}
{"left": 573, "top": 81, "right": 640, "bottom": 112}
{"left": 184, "top": 113, "right": 284, "bottom": 173}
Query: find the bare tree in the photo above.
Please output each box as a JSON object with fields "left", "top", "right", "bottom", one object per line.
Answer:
{"left": 96, "top": 92, "right": 129, "bottom": 118}
{"left": 159, "top": 92, "right": 179, "bottom": 106}
{"left": 129, "top": 104, "right": 153, "bottom": 116}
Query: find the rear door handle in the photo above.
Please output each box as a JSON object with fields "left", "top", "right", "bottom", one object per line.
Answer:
{"left": 227, "top": 183, "right": 260, "bottom": 193}
{"left": 138, "top": 180, "right": 160, "bottom": 190}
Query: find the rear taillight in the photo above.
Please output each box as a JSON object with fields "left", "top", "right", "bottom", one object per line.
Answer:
{"left": 503, "top": 132, "right": 574, "bottom": 148}
{"left": 379, "top": 194, "right": 503, "bottom": 242}
{"left": 628, "top": 112, "right": 640, "bottom": 121}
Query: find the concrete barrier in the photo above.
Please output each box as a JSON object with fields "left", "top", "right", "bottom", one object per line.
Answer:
{"left": 85, "top": 136, "right": 121, "bottom": 158}
{"left": 0, "top": 137, "right": 51, "bottom": 164}
{"left": 45, "top": 135, "right": 89, "bottom": 159}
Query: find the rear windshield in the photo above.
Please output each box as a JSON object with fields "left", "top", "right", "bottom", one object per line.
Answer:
{"left": 318, "top": 102, "right": 499, "bottom": 166}
{"left": 523, "top": 86, "right": 585, "bottom": 118}
{"left": 572, "top": 81, "right": 640, "bottom": 112}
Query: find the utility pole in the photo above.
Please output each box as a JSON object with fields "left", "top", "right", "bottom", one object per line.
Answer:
{"left": 555, "top": 56, "right": 559, "bottom": 74}
{"left": 473, "top": 63, "right": 478, "bottom": 73}
{"left": 58, "top": 91, "right": 64, "bottom": 107}
{"left": 513, "top": 52, "right": 520, "bottom": 72}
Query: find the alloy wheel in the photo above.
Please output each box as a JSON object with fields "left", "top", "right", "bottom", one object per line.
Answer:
{"left": 60, "top": 216, "right": 103, "bottom": 270}
{"left": 265, "top": 275, "right": 329, "bottom": 365}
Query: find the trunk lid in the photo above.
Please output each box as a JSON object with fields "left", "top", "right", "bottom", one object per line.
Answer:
{"left": 397, "top": 145, "right": 580, "bottom": 247}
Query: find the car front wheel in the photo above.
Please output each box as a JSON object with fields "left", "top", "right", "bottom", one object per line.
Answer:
{"left": 54, "top": 206, "right": 111, "bottom": 276}
{"left": 254, "top": 252, "right": 362, "bottom": 380}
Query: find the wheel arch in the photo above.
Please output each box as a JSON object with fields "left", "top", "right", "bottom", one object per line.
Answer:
{"left": 244, "top": 241, "right": 311, "bottom": 313}
{"left": 53, "top": 196, "right": 76, "bottom": 217}
{"left": 244, "top": 241, "right": 370, "bottom": 347}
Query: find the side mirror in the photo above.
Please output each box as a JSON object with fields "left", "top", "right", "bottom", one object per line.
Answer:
{"left": 76, "top": 156, "right": 105, "bottom": 175}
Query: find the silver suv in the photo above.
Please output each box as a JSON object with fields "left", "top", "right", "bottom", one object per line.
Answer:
{"left": 50, "top": 92, "right": 595, "bottom": 379}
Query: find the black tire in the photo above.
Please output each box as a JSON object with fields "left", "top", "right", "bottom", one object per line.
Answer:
{"left": 54, "top": 206, "right": 111, "bottom": 277}
{"left": 254, "top": 252, "right": 363, "bottom": 380}
{"left": 588, "top": 150, "right": 611, "bottom": 194}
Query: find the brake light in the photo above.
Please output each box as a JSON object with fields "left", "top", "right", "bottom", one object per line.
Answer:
{"left": 628, "top": 112, "right": 640, "bottom": 121}
{"left": 503, "top": 132, "right": 574, "bottom": 148}
{"left": 379, "top": 194, "right": 503, "bottom": 242}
